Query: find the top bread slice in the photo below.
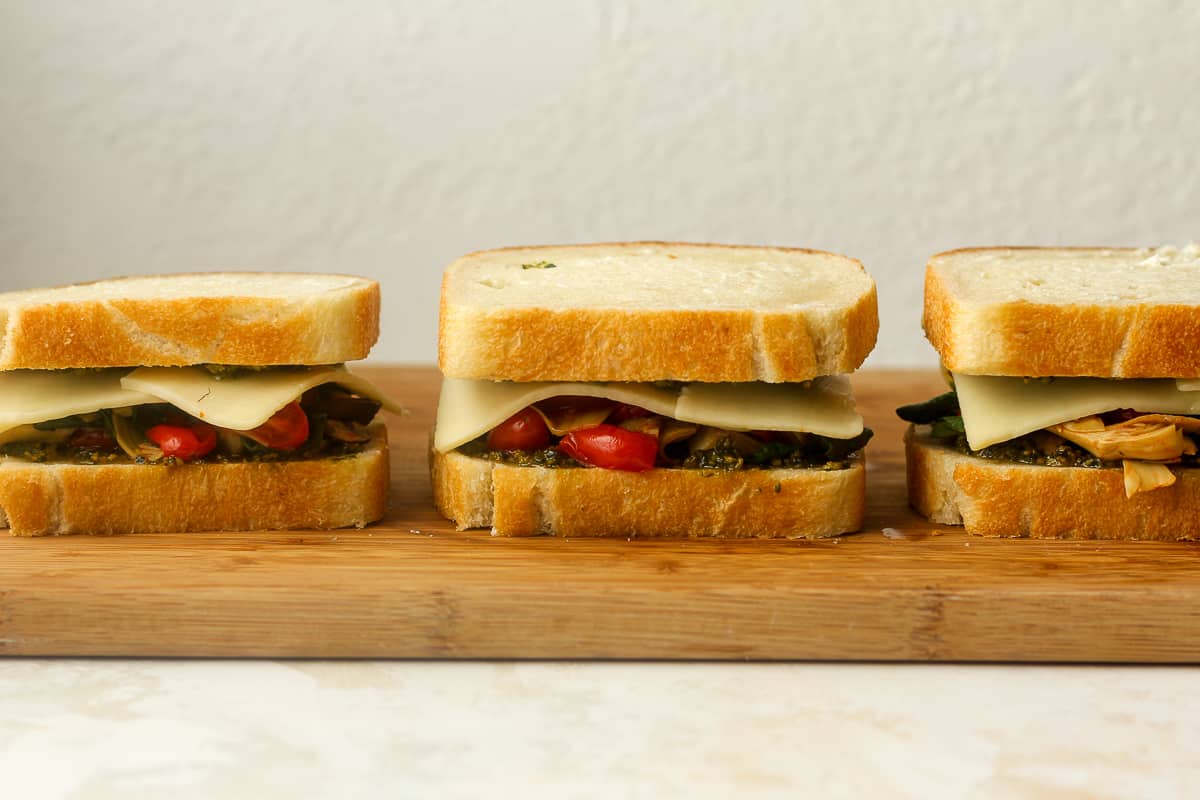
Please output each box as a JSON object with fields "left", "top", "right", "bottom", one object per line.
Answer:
{"left": 0, "top": 272, "right": 380, "bottom": 369}
{"left": 439, "top": 242, "right": 878, "bottom": 382}
{"left": 925, "top": 245, "right": 1200, "bottom": 378}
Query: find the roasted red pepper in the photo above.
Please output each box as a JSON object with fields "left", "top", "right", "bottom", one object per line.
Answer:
{"left": 558, "top": 424, "right": 658, "bottom": 471}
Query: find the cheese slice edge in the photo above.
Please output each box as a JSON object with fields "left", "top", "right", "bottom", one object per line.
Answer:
{"left": 123, "top": 366, "right": 402, "bottom": 430}
{"left": 954, "top": 372, "right": 1200, "bottom": 449}
{"left": 0, "top": 366, "right": 400, "bottom": 440}
{"left": 676, "top": 377, "right": 860, "bottom": 436}
{"left": 0, "top": 370, "right": 158, "bottom": 434}
{"left": 434, "top": 378, "right": 863, "bottom": 453}
{"left": 435, "top": 380, "right": 678, "bottom": 452}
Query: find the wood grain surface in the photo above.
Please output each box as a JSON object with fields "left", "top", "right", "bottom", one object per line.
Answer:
{"left": 3, "top": 367, "right": 1200, "bottom": 661}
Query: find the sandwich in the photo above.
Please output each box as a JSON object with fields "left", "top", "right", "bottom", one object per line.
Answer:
{"left": 431, "top": 242, "right": 878, "bottom": 538}
{"left": 902, "top": 244, "right": 1200, "bottom": 539}
{"left": 0, "top": 272, "right": 402, "bottom": 535}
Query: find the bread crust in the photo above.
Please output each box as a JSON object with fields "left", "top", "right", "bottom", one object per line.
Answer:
{"left": 0, "top": 425, "right": 389, "bottom": 536}
{"left": 0, "top": 273, "right": 380, "bottom": 369}
{"left": 905, "top": 425, "right": 1200, "bottom": 540}
{"left": 431, "top": 447, "right": 865, "bottom": 538}
{"left": 924, "top": 246, "right": 1200, "bottom": 378}
{"left": 439, "top": 242, "right": 878, "bottom": 382}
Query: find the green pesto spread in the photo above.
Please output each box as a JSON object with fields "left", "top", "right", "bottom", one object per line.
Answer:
{"left": 949, "top": 432, "right": 1200, "bottom": 470}
{"left": 899, "top": 391, "right": 1200, "bottom": 469}
{"left": 0, "top": 438, "right": 369, "bottom": 466}
{"left": 458, "top": 431, "right": 867, "bottom": 471}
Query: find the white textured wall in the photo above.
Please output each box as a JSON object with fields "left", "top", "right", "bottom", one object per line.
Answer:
{"left": 2, "top": 1, "right": 1198, "bottom": 366}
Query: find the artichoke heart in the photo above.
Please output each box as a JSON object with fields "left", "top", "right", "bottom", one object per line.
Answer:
{"left": 1048, "top": 413, "right": 1200, "bottom": 497}
{"left": 1122, "top": 460, "right": 1176, "bottom": 498}
{"left": 111, "top": 411, "right": 148, "bottom": 459}
{"left": 1049, "top": 415, "right": 1196, "bottom": 462}
{"left": 531, "top": 397, "right": 612, "bottom": 436}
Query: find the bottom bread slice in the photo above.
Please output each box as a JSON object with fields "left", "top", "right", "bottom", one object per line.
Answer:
{"left": 0, "top": 424, "right": 389, "bottom": 536}
{"left": 431, "top": 447, "right": 865, "bottom": 538}
{"left": 906, "top": 425, "right": 1200, "bottom": 540}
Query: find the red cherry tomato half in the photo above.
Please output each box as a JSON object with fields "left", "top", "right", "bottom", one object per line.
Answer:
{"left": 487, "top": 407, "right": 550, "bottom": 451}
{"left": 146, "top": 423, "right": 217, "bottom": 461}
{"left": 245, "top": 402, "right": 310, "bottom": 451}
{"left": 558, "top": 424, "right": 658, "bottom": 472}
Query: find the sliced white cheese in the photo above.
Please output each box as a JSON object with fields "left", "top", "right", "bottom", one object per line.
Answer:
{"left": 954, "top": 372, "right": 1200, "bottom": 450}
{"left": 433, "top": 377, "right": 863, "bottom": 452}
{"left": 434, "top": 379, "right": 678, "bottom": 452}
{"left": 0, "top": 425, "right": 72, "bottom": 447}
{"left": 0, "top": 370, "right": 157, "bottom": 436}
{"left": 676, "top": 377, "right": 861, "bottom": 438}
{"left": 122, "top": 366, "right": 402, "bottom": 431}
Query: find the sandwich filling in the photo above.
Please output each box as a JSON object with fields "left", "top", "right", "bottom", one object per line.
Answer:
{"left": 436, "top": 377, "right": 871, "bottom": 471}
{"left": 0, "top": 366, "right": 402, "bottom": 465}
{"left": 899, "top": 372, "right": 1200, "bottom": 497}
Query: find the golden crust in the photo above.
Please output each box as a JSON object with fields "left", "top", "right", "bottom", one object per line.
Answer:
{"left": 438, "top": 242, "right": 878, "bottom": 382}
{"left": 905, "top": 425, "right": 1200, "bottom": 540}
{"left": 428, "top": 435, "right": 495, "bottom": 530}
{"left": 431, "top": 447, "right": 865, "bottom": 539}
{"left": 0, "top": 273, "right": 380, "bottom": 369}
{"left": 924, "top": 246, "right": 1200, "bottom": 378}
{"left": 0, "top": 425, "right": 389, "bottom": 536}
{"left": 921, "top": 264, "right": 959, "bottom": 375}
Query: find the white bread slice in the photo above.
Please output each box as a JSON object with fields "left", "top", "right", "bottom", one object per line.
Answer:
{"left": 0, "top": 273, "right": 380, "bottom": 369}
{"left": 431, "top": 446, "right": 865, "bottom": 538}
{"left": 925, "top": 245, "right": 1200, "bottom": 378}
{"left": 905, "top": 425, "right": 1200, "bottom": 540}
{"left": 0, "top": 425, "right": 388, "bottom": 536}
{"left": 439, "top": 242, "right": 878, "bottom": 383}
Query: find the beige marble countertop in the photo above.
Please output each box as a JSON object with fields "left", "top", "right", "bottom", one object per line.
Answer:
{"left": 2, "top": 661, "right": 1197, "bottom": 798}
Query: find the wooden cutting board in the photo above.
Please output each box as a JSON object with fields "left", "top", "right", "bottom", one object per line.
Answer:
{"left": 3, "top": 366, "right": 1199, "bottom": 662}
